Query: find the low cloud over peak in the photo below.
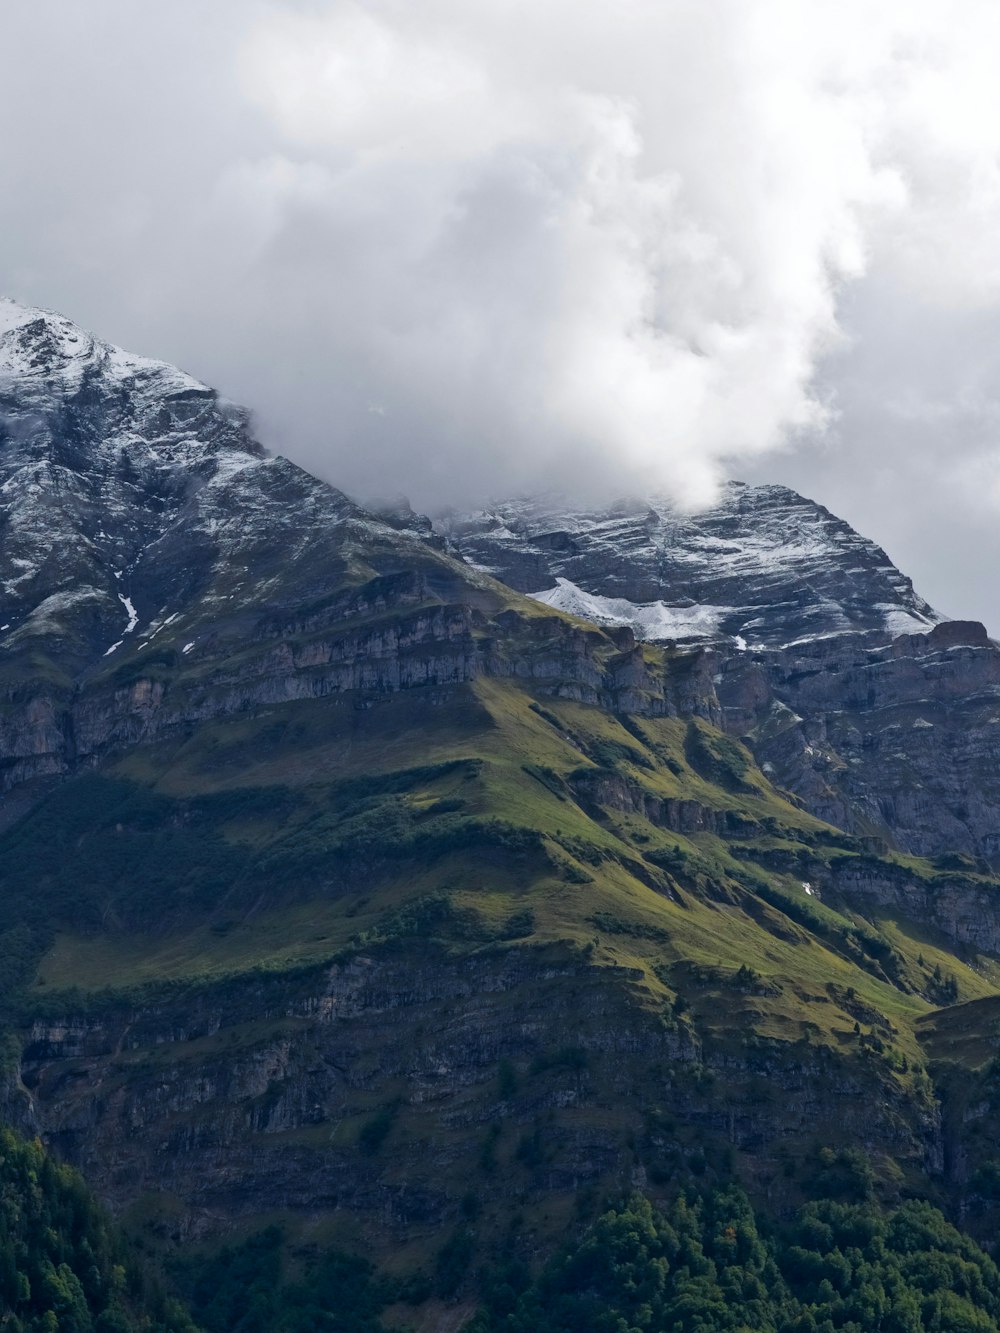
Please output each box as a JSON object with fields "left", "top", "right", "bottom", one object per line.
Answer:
{"left": 5, "top": 2, "right": 1000, "bottom": 619}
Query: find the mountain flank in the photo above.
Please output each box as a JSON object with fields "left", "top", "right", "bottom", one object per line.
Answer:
{"left": 3, "top": 301, "right": 1000, "bottom": 1328}
{"left": 438, "top": 493, "right": 1000, "bottom": 863}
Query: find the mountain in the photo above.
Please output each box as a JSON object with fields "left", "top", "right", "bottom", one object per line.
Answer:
{"left": 441, "top": 492, "right": 1000, "bottom": 864}
{"left": 439, "top": 487, "right": 941, "bottom": 649}
{"left": 5, "top": 301, "right": 1000, "bottom": 1327}
{"left": 0, "top": 297, "right": 523, "bottom": 796}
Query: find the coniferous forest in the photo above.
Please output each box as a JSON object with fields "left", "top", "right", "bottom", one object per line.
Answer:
{"left": 0, "top": 1129, "right": 193, "bottom": 1332}
{"left": 1, "top": 1119, "right": 995, "bottom": 1332}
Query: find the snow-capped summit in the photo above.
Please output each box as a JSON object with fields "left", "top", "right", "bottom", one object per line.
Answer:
{"left": 0, "top": 297, "right": 206, "bottom": 397}
{"left": 439, "top": 486, "right": 941, "bottom": 650}
{"left": 0, "top": 296, "right": 254, "bottom": 466}
{"left": 0, "top": 300, "right": 374, "bottom": 673}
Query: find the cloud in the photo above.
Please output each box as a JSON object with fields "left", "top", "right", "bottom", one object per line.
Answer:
{"left": 4, "top": 1, "right": 1000, "bottom": 619}
{"left": 225, "top": 0, "right": 901, "bottom": 506}
{"left": 746, "top": 274, "right": 1000, "bottom": 628}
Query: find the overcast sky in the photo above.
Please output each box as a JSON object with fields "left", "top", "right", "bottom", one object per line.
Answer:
{"left": 4, "top": 2, "right": 1000, "bottom": 626}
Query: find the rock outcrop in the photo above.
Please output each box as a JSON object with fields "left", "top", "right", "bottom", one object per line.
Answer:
{"left": 714, "top": 619, "right": 1000, "bottom": 860}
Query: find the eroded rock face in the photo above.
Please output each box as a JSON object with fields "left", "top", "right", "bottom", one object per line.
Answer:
{"left": 714, "top": 620, "right": 1000, "bottom": 861}
{"left": 9, "top": 945, "right": 935, "bottom": 1247}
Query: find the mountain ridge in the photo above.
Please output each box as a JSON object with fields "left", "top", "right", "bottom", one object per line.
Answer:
{"left": 437, "top": 484, "right": 943, "bottom": 650}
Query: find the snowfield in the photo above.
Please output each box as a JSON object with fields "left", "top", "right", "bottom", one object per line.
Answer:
{"left": 529, "top": 578, "right": 735, "bottom": 642}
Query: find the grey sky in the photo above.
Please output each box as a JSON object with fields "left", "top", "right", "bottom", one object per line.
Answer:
{"left": 4, "top": 2, "right": 1000, "bottom": 627}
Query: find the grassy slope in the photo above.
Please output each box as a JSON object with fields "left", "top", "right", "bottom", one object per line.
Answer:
{"left": 19, "top": 672, "right": 1000, "bottom": 1085}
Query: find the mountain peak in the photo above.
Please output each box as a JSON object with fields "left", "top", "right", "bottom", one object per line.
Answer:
{"left": 0, "top": 303, "right": 280, "bottom": 666}
{"left": 0, "top": 296, "right": 206, "bottom": 398}
{"left": 0, "top": 304, "right": 470, "bottom": 683}
{"left": 440, "top": 485, "right": 942, "bottom": 649}
{"left": 0, "top": 296, "right": 69, "bottom": 338}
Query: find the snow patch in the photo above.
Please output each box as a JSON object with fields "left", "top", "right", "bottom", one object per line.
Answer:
{"left": 3, "top": 556, "right": 38, "bottom": 593}
{"left": 528, "top": 578, "right": 733, "bottom": 641}
{"left": 118, "top": 593, "right": 138, "bottom": 634}
{"left": 880, "top": 605, "right": 939, "bottom": 636}
{"left": 142, "top": 611, "right": 180, "bottom": 643}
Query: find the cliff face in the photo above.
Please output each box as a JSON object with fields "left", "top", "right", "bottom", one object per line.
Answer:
{"left": 714, "top": 619, "right": 1000, "bottom": 861}
{"left": 0, "top": 599, "right": 722, "bottom": 796}
{"left": 12, "top": 943, "right": 939, "bottom": 1256}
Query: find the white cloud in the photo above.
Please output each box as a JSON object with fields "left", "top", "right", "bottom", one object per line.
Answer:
{"left": 5, "top": 1, "right": 1000, "bottom": 617}
{"left": 222, "top": 0, "right": 909, "bottom": 505}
